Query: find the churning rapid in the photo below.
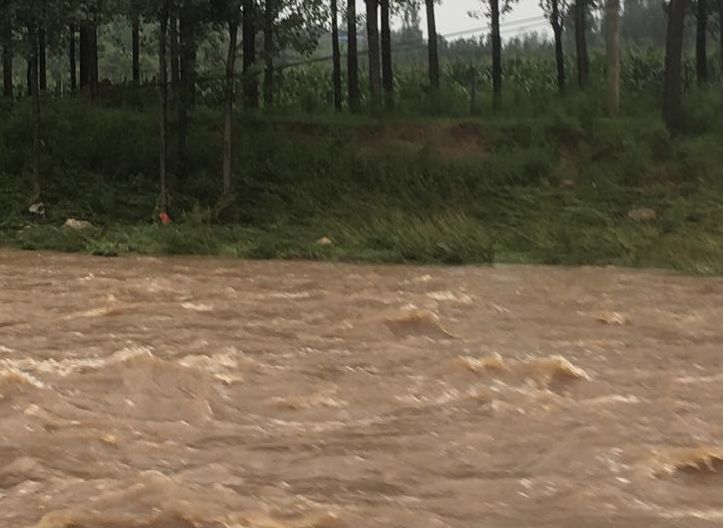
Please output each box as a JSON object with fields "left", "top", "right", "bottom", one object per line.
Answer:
{"left": 0, "top": 249, "right": 721, "bottom": 528}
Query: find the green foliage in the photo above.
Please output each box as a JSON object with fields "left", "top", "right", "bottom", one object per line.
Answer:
{"left": 679, "top": 86, "right": 724, "bottom": 135}
{"left": 345, "top": 210, "right": 495, "bottom": 264}
{"left": 0, "top": 88, "right": 721, "bottom": 274}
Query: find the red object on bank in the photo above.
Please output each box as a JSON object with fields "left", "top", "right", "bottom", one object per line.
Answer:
{"left": 159, "top": 212, "right": 172, "bottom": 225}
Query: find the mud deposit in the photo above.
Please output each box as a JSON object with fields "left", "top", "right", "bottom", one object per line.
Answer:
{"left": 0, "top": 250, "right": 721, "bottom": 527}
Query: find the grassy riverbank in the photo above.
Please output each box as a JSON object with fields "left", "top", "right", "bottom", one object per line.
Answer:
{"left": 0, "top": 94, "right": 721, "bottom": 274}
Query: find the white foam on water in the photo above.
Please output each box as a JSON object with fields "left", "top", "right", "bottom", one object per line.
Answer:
{"left": 580, "top": 395, "right": 641, "bottom": 406}
{"left": 0, "top": 367, "right": 46, "bottom": 391}
{"left": 426, "top": 290, "right": 473, "bottom": 304}
{"left": 0, "top": 345, "right": 153, "bottom": 377}
{"left": 181, "top": 302, "right": 214, "bottom": 312}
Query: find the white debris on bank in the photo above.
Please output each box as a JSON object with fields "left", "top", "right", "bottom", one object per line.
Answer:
{"left": 64, "top": 218, "right": 93, "bottom": 230}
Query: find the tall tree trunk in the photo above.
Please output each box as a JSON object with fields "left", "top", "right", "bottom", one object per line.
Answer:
{"left": 380, "top": 0, "right": 393, "bottom": 111}
{"left": 696, "top": 0, "right": 708, "bottom": 84}
{"left": 132, "top": 13, "right": 140, "bottom": 86}
{"left": 264, "top": 0, "right": 275, "bottom": 108}
{"left": 69, "top": 24, "right": 77, "bottom": 92}
{"left": 331, "top": 0, "right": 342, "bottom": 111}
{"left": 159, "top": 1, "right": 169, "bottom": 214}
{"left": 605, "top": 0, "right": 620, "bottom": 116}
{"left": 178, "top": 0, "right": 195, "bottom": 181}
{"left": 347, "top": 0, "right": 360, "bottom": 112}
{"left": 28, "top": 25, "right": 41, "bottom": 198}
{"left": 365, "top": 0, "right": 382, "bottom": 114}
{"left": 425, "top": 0, "right": 440, "bottom": 92}
{"left": 26, "top": 57, "right": 32, "bottom": 97}
{"left": 79, "top": 22, "right": 99, "bottom": 95}
{"left": 169, "top": 16, "right": 180, "bottom": 88}
{"left": 223, "top": 11, "right": 240, "bottom": 199}
{"left": 2, "top": 23, "right": 13, "bottom": 98}
{"left": 574, "top": 0, "right": 589, "bottom": 87}
{"left": 79, "top": 24, "right": 88, "bottom": 89}
{"left": 38, "top": 27, "right": 46, "bottom": 92}
{"left": 90, "top": 23, "right": 99, "bottom": 95}
{"left": 719, "top": 0, "right": 722, "bottom": 78}
{"left": 242, "top": 0, "right": 259, "bottom": 109}
{"left": 179, "top": 6, "right": 196, "bottom": 105}
{"left": 469, "top": 66, "right": 477, "bottom": 114}
{"left": 551, "top": 0, "right": 565, "bottom": 94}
{"left": 490, "top": 0, "right": 502, "bottom": 110}
{"left": 664, "top": 0, "right": 686, "bottom": 131}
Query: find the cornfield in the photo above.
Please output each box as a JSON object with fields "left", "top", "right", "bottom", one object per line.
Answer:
{"left": 254, "top": 51, "right": 709, "bottom": 115}
{"left": 104, "top": 49, "right": 714, "bottom": 117}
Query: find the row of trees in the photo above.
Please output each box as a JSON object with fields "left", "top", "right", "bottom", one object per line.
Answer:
{"left": 0, "top": 0, "right": 721, "bottom": 213}
{"left": 3, "top": 2, "right": 720, "bottom": 105}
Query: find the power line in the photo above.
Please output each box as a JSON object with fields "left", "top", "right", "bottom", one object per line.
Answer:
{"left": 430, "top": 15, "right": 548, "bottom": 40}
{"left": 500, "top": 21, "right": 550, "bottom": 35}
{"left": 191, "top": 15, "right": 552, "bottom": 82}
{"left": 274, "top": 15, "right": 550, "bottom": 71}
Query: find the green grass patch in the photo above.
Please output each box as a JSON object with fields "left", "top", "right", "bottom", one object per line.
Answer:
{"left": 0, "top": 94, "right": 721, "bottom": 275}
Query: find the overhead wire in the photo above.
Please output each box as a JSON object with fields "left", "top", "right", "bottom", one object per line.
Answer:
{"left": 273, "top": 14, "right": 551, "bottom": 71}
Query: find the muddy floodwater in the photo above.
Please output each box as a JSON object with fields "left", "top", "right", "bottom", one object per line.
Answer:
{"left": 0, "top": 249, "right": 721, "bottom": 528}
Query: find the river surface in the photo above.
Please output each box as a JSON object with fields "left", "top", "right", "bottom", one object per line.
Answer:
{"left": 0, "top": 249, "right": 721, "bottom": 528}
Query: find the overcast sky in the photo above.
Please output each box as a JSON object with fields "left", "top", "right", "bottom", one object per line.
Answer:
{"left": 433, "top": 0, "right": 548, "bottom": 38}
{"left": 365, "top": 0, "right": 551, "bottom": 41}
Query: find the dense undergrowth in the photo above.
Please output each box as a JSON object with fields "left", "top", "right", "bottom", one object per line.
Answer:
{"left": 0, "top": 88, "right": 721, "bottom": 274}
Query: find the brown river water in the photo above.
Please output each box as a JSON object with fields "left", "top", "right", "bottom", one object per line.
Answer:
{"left": 0, "top": 249, "right": 721, "bottom": 528}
